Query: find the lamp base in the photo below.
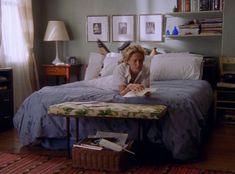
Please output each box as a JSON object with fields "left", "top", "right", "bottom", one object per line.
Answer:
{"left": 52, "top": 57, "right": 64, "bottom": 65}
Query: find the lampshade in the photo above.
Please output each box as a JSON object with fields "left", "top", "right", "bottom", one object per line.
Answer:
{"left": 44, "top": 21, "right": 70, "bottom": 41}
{"left": 44, "top": 21, "right": 70, "bottom": 65}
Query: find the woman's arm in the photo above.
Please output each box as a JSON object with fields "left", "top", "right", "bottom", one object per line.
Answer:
{"left": 119, "top": 83, "right": 145, "bottom": 96}
{"left": 119, "top": 84, "right": 130, "bottom": 96}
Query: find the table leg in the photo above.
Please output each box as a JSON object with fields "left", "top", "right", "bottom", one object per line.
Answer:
{"left": 66, "top": 117, "right": 71, "bottom": 159}
{"left": 75, "top": 118, "right": 79, "bottom": 142}
{"left": 138, "top": 120, "right": 141, "bottom": 142}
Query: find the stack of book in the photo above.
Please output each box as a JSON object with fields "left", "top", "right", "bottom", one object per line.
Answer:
{"left": 179, "top": 21, "right": 200, "bottom": 35}
{"left": 200, "top": 18, "right": 223, "bottom": 35}
{"left": 177, "top": 0, "right": 224, "bottom": 12}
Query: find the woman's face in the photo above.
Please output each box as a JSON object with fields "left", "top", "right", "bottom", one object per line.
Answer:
{"left": 127, "top": 52, "right": 144, "bottom": 74}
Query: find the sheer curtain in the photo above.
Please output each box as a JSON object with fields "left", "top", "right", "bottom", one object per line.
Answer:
{"left": 0, "top": 0, "right": 39, "bottom": 112}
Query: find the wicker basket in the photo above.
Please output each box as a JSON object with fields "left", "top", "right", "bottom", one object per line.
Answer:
{"left": 72, "top": 142, "right": 134, "bottom": 172}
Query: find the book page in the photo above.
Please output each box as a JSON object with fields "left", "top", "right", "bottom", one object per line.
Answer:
{"left": 123, "top": 88, "right": 156, "bottom": 98}
{"left": 88, "top": 131, "right": 128, "bottom": 146}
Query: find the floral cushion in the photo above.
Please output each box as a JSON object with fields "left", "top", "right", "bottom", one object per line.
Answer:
{"left": 48, "top": 102, "right": 167, "bottom": 120}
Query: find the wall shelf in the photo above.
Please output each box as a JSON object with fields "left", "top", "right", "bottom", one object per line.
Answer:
{"left": 164, "top": 33, "right": 222, "bottom": 39}
{"left": 165, "top": 11, "right": 223, "bottom": 17}
{"left": 164, "top": 10, "right": 223, "bottom": 40}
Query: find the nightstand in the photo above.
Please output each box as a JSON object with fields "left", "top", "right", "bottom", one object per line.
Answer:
{"left": 215, "top": 56, "right": 235, "bottom": 124}
{"left": 0, "top": 67, "right": 13, "bottom": 132}
{"left": 43, "top": 64, "right": 79, "bottom": 86}
{"left": 215, "top": 82, "right": 235, "bottom": 124}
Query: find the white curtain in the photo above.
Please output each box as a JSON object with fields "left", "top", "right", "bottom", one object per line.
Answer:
{"left": 0, "top": 0, "right": 39, "bottom": 112}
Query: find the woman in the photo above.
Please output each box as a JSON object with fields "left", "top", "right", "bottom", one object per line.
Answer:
{"left": 113, "top": 44, "right": 150, "bottom": 96}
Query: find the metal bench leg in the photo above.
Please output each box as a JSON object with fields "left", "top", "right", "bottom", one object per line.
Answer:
{"left": 66, "top": 117, "right": 71, "bottom": 159}
{"left": 75, "top": 117, "right": 79, "bottom": 142}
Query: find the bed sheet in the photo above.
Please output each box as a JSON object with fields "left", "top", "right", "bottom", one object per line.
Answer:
{"left": 13, "top": 78, "right": 213, "bottom": 160}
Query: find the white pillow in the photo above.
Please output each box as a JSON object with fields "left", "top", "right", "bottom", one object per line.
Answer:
{"left": 99, "top": 52, "right": 154, "bottom": 77}
{"left": 144, "top": 55, "right": 153, "bottom": 68}
{"left": 150, "top": 53, "right": 203, "bottom": 81}
{"left": 84, "top": 52, "right": 104, "bottom": 80}
{"left": 99, "top": 52, "right": 123, "bottom": 77}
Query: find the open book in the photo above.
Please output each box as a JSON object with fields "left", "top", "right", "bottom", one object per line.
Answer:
{"left": 123, "top": 88, "right": 156, "bottom": 98}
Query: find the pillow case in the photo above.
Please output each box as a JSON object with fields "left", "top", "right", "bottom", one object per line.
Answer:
{"left": 99, "top": 52, "right": 154, "bottom": 77}
{"left": 150, "top": 53, "right": 203, "bottom": 81}
{"left": 99, "top": 52, "right": 123, "bottom": 77}
{"left": 84, "top": 52, "right": 104, "bottom": 80}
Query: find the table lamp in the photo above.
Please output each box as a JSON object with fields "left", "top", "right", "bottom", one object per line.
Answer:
{"left": 44, "top": 21, "right": 70, "bottom": 65}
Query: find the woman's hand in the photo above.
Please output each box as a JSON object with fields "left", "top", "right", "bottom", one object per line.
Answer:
{"left": 127, "top": 83, "right": 145, "bottom": 92}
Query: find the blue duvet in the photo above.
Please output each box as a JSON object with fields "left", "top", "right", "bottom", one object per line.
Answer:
{"left": 13, "top": 79, "right": 213, "bottom": 160}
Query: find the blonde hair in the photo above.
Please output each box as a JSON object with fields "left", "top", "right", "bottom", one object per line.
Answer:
{"left": 122, "top": 45, "right": 146, "bottom": 63}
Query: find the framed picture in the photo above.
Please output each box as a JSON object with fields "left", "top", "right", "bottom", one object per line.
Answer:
{"left": 87, "top": 15, "right": 109, "bottom": 42}
{"left": 67, "top": 56, "right": 78, "bottom": 65}
{"left": 112, "top": 15, "right": 135, "bottom": 42}
{"left": 139, "top": 14, "right": 163, "bottom": 42}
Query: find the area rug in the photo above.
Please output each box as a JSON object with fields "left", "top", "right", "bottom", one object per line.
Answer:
{"left": 0, "top": 152, "right": 234, "bottom": 174}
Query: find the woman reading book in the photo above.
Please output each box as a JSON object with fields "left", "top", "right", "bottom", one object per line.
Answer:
{"left": 112, "top": 44, "right": 150, "bottom": 97}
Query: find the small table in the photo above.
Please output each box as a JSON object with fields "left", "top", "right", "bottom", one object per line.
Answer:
{"left": 43, "top": 64, "right": 80, "bottom": 85}
{"left": 216, "top": 82, "right": 235, "bottom": 124}
{"left": 48, "top": 101, "right": 167, "bottom": 158}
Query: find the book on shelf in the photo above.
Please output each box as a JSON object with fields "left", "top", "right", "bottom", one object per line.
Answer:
{"left": 200, "top": 18, "right": 223, "bottom": 23}
{"left": 223, "top": 114, "right": 235, "bottom": 124}
{"left": 177, "top": 0, "right": 224, "bottom": 12}
{"left": 179, "top": 28, "right": 199, "bottom": 35}
{"left": 191, "top": 0, "right": 199, "bottom": 12}
{"left": 201, "top": 23, "right": 223, "bottom": 28}
{"left": 0, "top": 86, "right": 8, "bottom": 90}
{"left": 217, "top": 82, "right": 235, "bottom": 88}
{"left": 179, "top": 23, "right": 199, "bottom": 29}
{"left": 201, "top": 28, "right": 222, "bottom": 31}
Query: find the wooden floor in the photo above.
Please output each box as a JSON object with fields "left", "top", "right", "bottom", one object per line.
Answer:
{"left": 0, "top": 123, "right": 234, "bottom": 172}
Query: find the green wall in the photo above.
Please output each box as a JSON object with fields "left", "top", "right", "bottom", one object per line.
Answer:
{"left": 32, "top": 0, "right": 234, "bottom": 83}
{"left": 222, "top": 0, "right": 235, "bottom": 56}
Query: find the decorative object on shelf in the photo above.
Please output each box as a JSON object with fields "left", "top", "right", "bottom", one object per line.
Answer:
{"left": 172, "top": 26, "right": 179, "bottom": 35}
{"left": 139, "top": 14, "right": 163, "bottom": 42}
{"left": 87, "top": 15, "right": 109, "bottom": 42}
{"left": 173, "top": 6, "right": 177, "bottom": 12}
{"left": 44, "top": 21, "right": 70, "bottom": 65}
{"left": 112, "top": 15, "right": 135, "bottom": 42}
{"left": 166, "top": 30, "right": 171, "bottom": 36}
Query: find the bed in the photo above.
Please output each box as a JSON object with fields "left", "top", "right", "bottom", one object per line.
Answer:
{"left": 13, "top": 52, "right": 214, "bottom": 161}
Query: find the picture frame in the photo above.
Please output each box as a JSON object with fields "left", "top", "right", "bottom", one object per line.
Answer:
{"left": 67, "top": 56, "right": 78, "bottom": 65}
{"left": 87, "top": 15, "right": 109, "bottom": 42}
{"left": 112, "top": 15, "right": 135, "bottom": 42}
{"left": 139, "top": 14, "right": 163, "bottom": 42}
